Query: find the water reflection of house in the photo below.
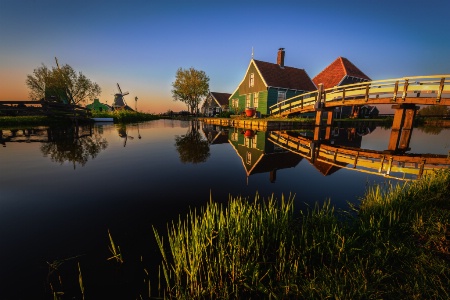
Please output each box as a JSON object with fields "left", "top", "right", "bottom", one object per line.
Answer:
{"left": 329, "top": 124, "right": 376, "bottom": 147}
{"left": 228, "top": 129, "right": 302, "bottom": 182}
{"left": 201, "top": 92, "right": 231, "bottom": 117}
{"left": 202, "top": 124, "right": 229, "bottom": 144}
{"left": 312, "top": 57, "right": 377, "bottom": 118}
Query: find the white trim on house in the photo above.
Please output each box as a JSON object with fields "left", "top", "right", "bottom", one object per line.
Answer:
{"left": 228, "top": 59, "right": 269, "bottom": 101}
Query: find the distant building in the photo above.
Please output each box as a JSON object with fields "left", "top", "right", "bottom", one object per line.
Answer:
{"left": 229, "top": 48, "right": 316, "bottom": 116}
{"left": 313, "top": 57, "right": 373, "bottom": 118}
{"left": 86, "top": 99, "right": 112, "bottom": 112}
{"left": 202, "top": 92, "right": 231, "bottom": 116}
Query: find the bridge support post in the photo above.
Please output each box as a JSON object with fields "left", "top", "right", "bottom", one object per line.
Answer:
{"left": 387, "top": 104, "right": 419, "bottom": 152}
{"left": 314, "top": 109, "right": 334, "bottom": 140}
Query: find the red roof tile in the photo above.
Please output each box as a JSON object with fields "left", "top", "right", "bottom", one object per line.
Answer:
{"left": 211, "top": 92, "right": 231, "bottom": 106}
{"left": 312, "top": 57, "right": 371, "bottom": 89}
{"left": 254, "top": 60, "right": 317, "bottom": 91}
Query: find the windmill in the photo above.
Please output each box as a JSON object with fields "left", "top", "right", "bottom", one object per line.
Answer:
{"left": 112, "top": 83, "right": 131, "bottom": 110}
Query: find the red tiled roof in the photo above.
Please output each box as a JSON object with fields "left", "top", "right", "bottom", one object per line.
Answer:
{"left": 312, "top": 57, "right": 371, "bottom": 89}
{"left": 254, "top": 60, "right": 317, "bottom": 91}
{"left": 211, "top": 92, "right": 231, "bottom": 106}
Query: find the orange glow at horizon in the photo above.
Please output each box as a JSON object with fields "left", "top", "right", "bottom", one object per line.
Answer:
{"left": 0, "top": 72, "right": 187, "bottom": 114}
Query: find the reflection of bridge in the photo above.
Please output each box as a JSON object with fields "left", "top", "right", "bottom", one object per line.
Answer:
{"left": 268, "top": 131, "right": 450, "bottom": 180}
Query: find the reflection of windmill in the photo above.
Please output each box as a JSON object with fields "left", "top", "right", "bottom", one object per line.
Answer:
{"left": 117, "top": 124, "right": 134, "bottom": 147}
{"left": 113, "top": 83, "right": 132, "bottom": 110}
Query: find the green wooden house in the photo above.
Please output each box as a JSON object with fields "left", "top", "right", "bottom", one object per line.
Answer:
{"left": 229, "top": 48, "right": 317, "bottom": 116}
{"left": 86, "top": 99, "right": 112, "bottom": 112}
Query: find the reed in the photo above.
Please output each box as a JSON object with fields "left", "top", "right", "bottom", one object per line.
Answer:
{"left": 107, "top": 229, "right": 124, "bottom": 264}
{"left": 154, "top": 170, "right": 450, "bottom": 299}
{"left": 78, "top": 262, "right": 85, "bottom": 300}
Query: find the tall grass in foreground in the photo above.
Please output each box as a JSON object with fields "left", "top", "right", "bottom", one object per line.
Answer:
{"left": 154, "top": 170, "right": 450, "bottom": 299}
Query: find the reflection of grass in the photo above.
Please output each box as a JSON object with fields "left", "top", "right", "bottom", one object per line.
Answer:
{"left": 417, "top": 124, "right": 444, "bottom": 135}
{"left": 154, "top": 170, "right": 450, "bottom": 299}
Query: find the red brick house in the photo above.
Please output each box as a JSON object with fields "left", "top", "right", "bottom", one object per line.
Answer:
{"left": 313, "top": 57, "right": 376, "bottom": 118}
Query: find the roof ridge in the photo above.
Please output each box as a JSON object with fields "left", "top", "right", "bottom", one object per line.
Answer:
{"left": 254, "top": 59, "right": 305, "bottom": 71}
{"left": 338, "top": 57, "right": 348, "bottom": 75}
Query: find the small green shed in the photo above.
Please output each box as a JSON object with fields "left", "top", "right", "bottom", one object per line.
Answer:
{"left": 86, "top": 99, "right": 112, "bottom": 112}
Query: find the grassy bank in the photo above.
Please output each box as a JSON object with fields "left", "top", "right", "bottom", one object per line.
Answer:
{"left": 0, "top": 111, "right": 159, "bottom": 127}
{"left": 91, "top": 110, "right": 159, "bottom": 122}
{"left": 0, "top": 115, "right": 68, "bottom": 127}
{"left": 154, "top": 170, "right": 450, "bottom": 299}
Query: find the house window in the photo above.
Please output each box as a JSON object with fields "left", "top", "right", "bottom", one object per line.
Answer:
{"left": 277, "top": 90, "right": 286, "bottom": 102}
{"left": 246, "top": 151, "right": 252, "bottom": 165}
{"left": 253, "top": 92, "right": 259, "bottom": 108}
{"left": 232, "top": 98, "right": 239, "bottom": 112}
{"left": 249, "top": 73, "right": 254, "bottom": 87}
{"left": 231, "top": 132, "right": 238, "bottom": 141}
{"left": 246, "top": 94, "right": 251, "bottom": 108}
{"left": 253, "top": 134, "right": 257, "bottom": 148}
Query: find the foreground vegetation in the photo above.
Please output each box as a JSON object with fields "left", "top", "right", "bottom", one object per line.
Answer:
{"left": 154, "top": 170, "right": 450, "bottom": 299}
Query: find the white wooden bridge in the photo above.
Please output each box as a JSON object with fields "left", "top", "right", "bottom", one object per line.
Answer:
{"left": 269, "top": 75, "right": 450, "bottom": 116}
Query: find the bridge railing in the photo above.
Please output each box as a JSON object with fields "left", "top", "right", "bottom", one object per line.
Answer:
{"left": 269, "top": 75, "right": 450, "bottom": 116}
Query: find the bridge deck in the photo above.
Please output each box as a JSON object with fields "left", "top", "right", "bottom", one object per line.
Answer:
{"left": 270, "top": 75, "right": 450, "bottom": 116}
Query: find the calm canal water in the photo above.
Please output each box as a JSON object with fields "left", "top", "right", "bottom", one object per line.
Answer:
{"left": 1, "top": 119, "right": 449, "bottom": 299}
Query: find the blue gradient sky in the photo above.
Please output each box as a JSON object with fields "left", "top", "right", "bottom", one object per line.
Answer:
{"left": 1, "top": 0, "right": 449, "bottom": 113}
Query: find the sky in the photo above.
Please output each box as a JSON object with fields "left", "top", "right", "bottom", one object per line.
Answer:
{"left": 1, "top": 0, "right": 450, "bottom": 113}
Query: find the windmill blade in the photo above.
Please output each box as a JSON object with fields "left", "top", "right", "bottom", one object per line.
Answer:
{"left": 117, "top": 83, "right": 122, "bottom": 94}
{"left": 122, "top": 92, "right": 129, "bottom": 96}
{"left": 55, "top": 57, "right": 61, "bottom": 69}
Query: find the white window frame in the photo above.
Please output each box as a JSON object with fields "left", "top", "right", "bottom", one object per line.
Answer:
{"left": 246, "top": 94, "right": 251, "bottom": 108}
{"left": 231, "top": 132, "right": 238, "bottom": 141}
{"left": 232, "top": 98, "right": 239, "bottom": 111}
{"left": 246, "top": 151, "right": 252, "bottom": 165}
{"left": 249, "top": 73, "right": 254, "bottom": 87}
{"left": 253, "top": 92, "right": 259, "bottom": 108}
{"left": 277, "top": 90, "right": 286, "bottom": 102}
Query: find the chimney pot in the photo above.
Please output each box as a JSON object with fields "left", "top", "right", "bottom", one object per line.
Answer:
{"left": 277, "top": 48, "right": 285, "bottom": 67}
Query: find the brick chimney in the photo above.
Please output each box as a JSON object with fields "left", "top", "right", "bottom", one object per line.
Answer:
{"left": 277, "top": 48, "right": 285, "bottom": 67}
